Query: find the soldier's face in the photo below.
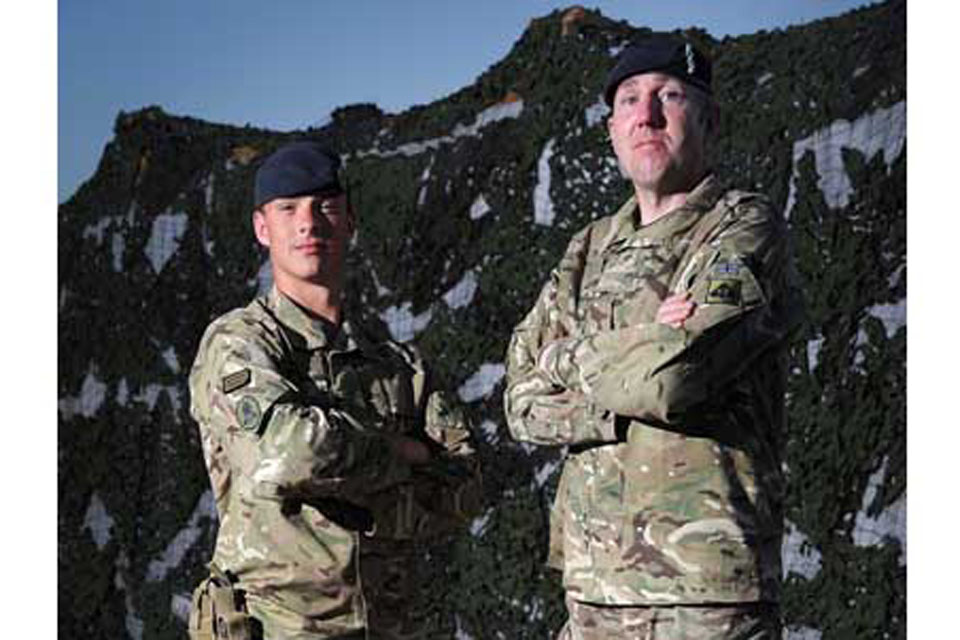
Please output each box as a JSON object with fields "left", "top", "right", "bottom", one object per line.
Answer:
{"left": 253, "top": 192, "right": 352, "bottom": 290}
{"left": 607, "top": 73, "right": 712, "bottom": 195}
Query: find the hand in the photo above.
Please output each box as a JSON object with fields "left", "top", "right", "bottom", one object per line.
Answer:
{"left": 656, "top": 293, "right": 696, "bottom": 329}
{"left": 389, "top": 435, "right": 432, "bottom": 465}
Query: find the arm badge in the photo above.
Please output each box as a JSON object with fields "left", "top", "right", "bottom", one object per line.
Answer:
{"left": 222, "top": 369, "right": 251, "bottom": 394}
{"left": 706, "top": 278, "right": 742, "bottom": 305}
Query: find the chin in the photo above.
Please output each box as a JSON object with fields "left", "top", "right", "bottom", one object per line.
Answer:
{"left": 630, "top": 170, "right": 668, "bottom": 190}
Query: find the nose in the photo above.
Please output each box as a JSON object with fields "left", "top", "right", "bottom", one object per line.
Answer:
{"left": 635, "top": 95, "right": 665, "bottom": 129}
{"left": 293, "top": 204, "right": 314, "bottom": 235}
{"left": 296, "top": 202, "right": 334, "bottom": 238}
{"left": 292, "top": 201, "right": 329, "bottom": 236}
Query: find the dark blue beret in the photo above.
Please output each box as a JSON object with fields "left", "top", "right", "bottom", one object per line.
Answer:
{"left": 254, "top": 141, "right": 343, "bottom": 209}
{"left": 604, "top": 36, "right": 712, "bottom": 107}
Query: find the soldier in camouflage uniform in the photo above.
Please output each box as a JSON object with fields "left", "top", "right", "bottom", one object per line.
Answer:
{"left": 188, "top": 142, "right": 481, "bottom": 639}
{"left": 504, "top": 37, "right": 804, "bottom": 639}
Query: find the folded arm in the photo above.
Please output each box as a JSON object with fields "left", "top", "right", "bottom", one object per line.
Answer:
{"left": 189, "top": 325, "right": 413, "bottom": 504}
{"left": 504, "top": 227, "right": 619, "bottom": 446}
{"left": 536, "top": 205, "right": 805, "bottom": 424}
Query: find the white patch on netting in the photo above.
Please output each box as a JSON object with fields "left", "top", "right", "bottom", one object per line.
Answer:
{"left": 83, "top": 492, "right": 115, "bottom": 550}
{"left": 356, "top": 100, "right": 524, "bottom": 159}
{"left": 135, "top": 384, "right": 183, "bottom": 414}
{"left": 114, "top": 552, "right": 145, "bottom": 640}
{"left": 533, "top": 457, "right": 563, "bottom": 488}
{"left": 443, "top": 270, "right": 479, "bottom": 309}
{"left": 146, "top": 489, "right": 217, "bottom": 583}
{"left": 469, "top": 193, "right": 491, "bottom": 220}
{"left": 144, "top": 211, "right": 189, "bottom": 274}
{"left": 454, "top": 100, "right": 524, "bottom": 137}
{"left": 784, "top": 626, "right": 822, "bottom": 640}
{"left": 417, "top": 154, "right": 435, "bottom": 207}
{"left": 806, "top": 335, "right": 824, "bottom": 371}
{"left": 852, "top": 457, "right": 906, "bottom": 565}
{"left": 82, "top": 216, "right": 115, "bottom": 244}
{"left": 469, "top": 507, "right": 495, "bottom": 538}
{"left": 523, "top": 596, "right": 545, "bottom": 622}
{"left": 757, "top": 72, "right": 775, "bottom": 86}
{"left": 458, "top": 363, "right": 506, "bottom": 403}
{"left": 866, "top": 298, "right": 906, "bottom": 338}
{"left": 781, "top": 519, "right": 822, "bottom": 580}
{"left": 379, "top": 302, "right": 433, "bottom": 343}
{"left": 170, "top": 593, "right": 193, "bottom": 624}
{"left": 420, "top": 154, "right": 435, "bottom": 182}
{"left": 116, "top": 378, "right": 129, "bottom": 406}
{"left": 368, "top": 261, "right": 392, "bottom": 297}
{"left": 888, "top": 263, "right": 905, "bottom": 289}
{"left": 479, "top": 419, "right": 500, "bottom": 445}
{"left": 162, "top": 347, "right": 180, "bottom": 374}
{"left": 533, "top": 138, "right": 557, "bottom": 226}
{"left": 256, "top": 259, "right": 274, "bottom": 294}
{"left": 784, "top": 101, "right": 905, "bottom": 217}
{"left": 609, "top": 41, "right": 629, "bottom": 58}
{"left": 111, "top": 231, "right": 125, "bottom": 272}
{"left": 59, "top": 363, "right": 108, "bottom": 419}
{"left": 454, "top": 614, "right": 475, "bottom": 640}
{"left": 584, "top": 98, "right": 609, "bottom": 127}
{"left": 202, "top": 171, "right": 215, "bottom": 212}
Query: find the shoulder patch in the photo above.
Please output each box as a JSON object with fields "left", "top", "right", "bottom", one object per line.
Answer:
{"left": 706, "top": 278, "right": 742, "bottom": 305}
{"left": 235, "top": 395, "right": 262, "bottom": 432}
{"left": 222, "top": 369, "right": 251, "bottom": 394}
{"left": 711, "top": 259, "right": 742, "bottom": 276}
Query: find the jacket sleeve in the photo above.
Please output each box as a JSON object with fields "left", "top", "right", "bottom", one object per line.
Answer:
{"left": 363, "top": 340, "right": 484, "bottom": 539}
{"left": 537, "top": 200, "right": 805, "bottom": 424}
{"left": 503, "top": 228, "right": 619, "bottom": 446}
{"left": 188, "top": 320, "right": 411, "bottom": 505}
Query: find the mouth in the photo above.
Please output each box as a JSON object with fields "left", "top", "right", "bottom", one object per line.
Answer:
{"left": 633, "top": 138, "right": 666, "bottom": 150}
{"left": 295, "top": 241, "right": 327, "bottom": 255}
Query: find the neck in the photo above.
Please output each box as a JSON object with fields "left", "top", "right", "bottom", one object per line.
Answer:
{"left": 634, "top": 189, "right": 691, "bottom": 226}
{"left": 275, "top": 276, "right": 342, "bottom": 326}
{"left": 632, "top": 170, "right": 708, "bottom": 225}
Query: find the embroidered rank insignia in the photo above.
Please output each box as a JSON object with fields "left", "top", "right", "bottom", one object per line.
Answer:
{"left": 222, "top": 369, "right": 251, "bottom": 394}
{"left": 706, "top": 278, "right": 742, "bottom": 305}
{"left": 236, "top": 395, "right": 261, "bottom": 432}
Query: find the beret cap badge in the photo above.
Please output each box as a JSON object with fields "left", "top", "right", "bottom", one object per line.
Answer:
{"left": 604, "top": 35, "right": 712, "bottom": 107}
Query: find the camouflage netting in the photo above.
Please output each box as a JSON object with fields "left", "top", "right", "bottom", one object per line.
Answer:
{"left": 58, "top": 2, "right": 905, "bottom": 638}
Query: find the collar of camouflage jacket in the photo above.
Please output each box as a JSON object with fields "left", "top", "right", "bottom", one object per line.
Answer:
{"left": 266, "top": 286, "right": 370, "bottom": 353}
{"left": 601, "top": 173, "right": 727, "bottom": 253}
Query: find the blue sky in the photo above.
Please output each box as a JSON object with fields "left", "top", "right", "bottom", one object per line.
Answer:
{"left": 58, "top": 1, "right": 876, "bottom": 202}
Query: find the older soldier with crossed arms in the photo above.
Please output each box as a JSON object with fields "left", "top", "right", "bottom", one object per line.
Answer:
{"left": 188, "top": 142, "right": 480, "bottom": 639}
{"left": 505, "top": 36, "right": 804, "bottom": 638}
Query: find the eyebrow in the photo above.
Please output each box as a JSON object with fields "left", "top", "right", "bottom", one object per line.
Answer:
{"left": 618, "top": 74, "right": 682, "bottom": 91}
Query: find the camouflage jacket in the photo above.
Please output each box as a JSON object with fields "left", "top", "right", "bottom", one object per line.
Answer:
{"left": 504, "top": 175, "right": 804, "bottom": 606}
{"left": 189, "top": 286, "right": 480, "bottom": 638}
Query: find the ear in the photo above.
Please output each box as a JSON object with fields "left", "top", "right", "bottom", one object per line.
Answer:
{"left": 252, "top": 209, "right": 270, "bottom": 248}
